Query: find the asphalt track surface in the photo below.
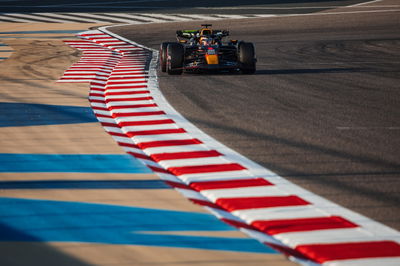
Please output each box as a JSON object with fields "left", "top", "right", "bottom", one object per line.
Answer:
{"left": 110, "top": 5, "right": 400, "bottom": 230}
{"left": 0, "top": 0, "right": 369, "bottom": 13}
{"left": 0, "top": 24, "right": 296, "bottom": 265}
{"left": 0, "top": 1, "right": 399, "bottom": 265}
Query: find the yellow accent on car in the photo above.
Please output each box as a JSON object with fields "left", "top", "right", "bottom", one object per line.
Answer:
{"left": 200, "top": 29, "right": 212, "bottom": 36}
{"left": 205, "top": 54, "right": 219, "bottom": 65}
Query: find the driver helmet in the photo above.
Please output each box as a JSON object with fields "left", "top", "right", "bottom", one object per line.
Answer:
{"left": 200, "top": 36, "right": 211, "bottom": 46}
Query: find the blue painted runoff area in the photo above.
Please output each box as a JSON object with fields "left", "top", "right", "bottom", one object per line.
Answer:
{"left": 0, "top": 179, "right": 169, "bottom": 189}
{"left": 0, "top": 154, "right": 152, "bottom": 173}
{"left": 0, "top": 30, "right": 83, "bottom": 34}
{"left": 0, "top": 102, "right": 97, "bottom": 127}
{"left": 0, "top": 197, "right": 277, "bottom": 253}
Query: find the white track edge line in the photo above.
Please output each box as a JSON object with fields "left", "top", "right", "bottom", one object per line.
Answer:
{"left": 91, "top": 24, "right": 400, "bottom": 264}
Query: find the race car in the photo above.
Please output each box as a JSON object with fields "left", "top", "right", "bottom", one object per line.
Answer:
{"left": 159, "top": 24, "right": 256, "bottom": 75}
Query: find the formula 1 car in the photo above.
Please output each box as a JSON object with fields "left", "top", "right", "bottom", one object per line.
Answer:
{"left": 159, "top": 24, "right": 256, "bottom": 75}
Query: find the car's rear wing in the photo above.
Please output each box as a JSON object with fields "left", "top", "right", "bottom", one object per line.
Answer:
{"left": 176, "top": 29, "right": 230, "bottom": 39}
{"left": 176, "top": 30, "right": 198, "bottom": 39}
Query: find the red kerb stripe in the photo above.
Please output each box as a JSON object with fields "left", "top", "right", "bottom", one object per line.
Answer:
{"left": 113, "top": 111, "right": 165, "bottom": 117}
{"left": 108, "top": 132, "right": 127, "bottom": 137}
{"left": 108, "top": 76, "right": 148, "bottom": 80}
{"left": 127, "top": 151, "right": 151, "bottom": 160}
{"left": 252, "top": 216, "right": 358, "bottom": 235}
{"left": 117, "top": 142, "right": 139, "bottom": 148}
{"left": 216, "top": 195, "right": 310, "bottom": 211}
{"left": 109, "top": 75, "right": 147, "bottom": 78}
{"left": 168, "top": 163, "right": 246, "bottom": 176}
{"left": 109, "top": 103, "right": 157, "bottom": 109}
{"left": 106, "top": 80, "right": 147, "bottom": 86}
{"left": 190, "top": 178, "right": 273, "bottom": 191}
{"left": 89, "top": 93, "right": 104, "bottom": 97}
{"left": 92, "top": 106, "right": 108, "bottom": 111}
{"left": 100, "top": 122, "right": 119, "bottom": 127}
{"left": 105, "top": 96, "right": 153, "bottom": 102}
{"left": 148, "top": 165, "right": 170, "bottom": 174}
{"left": 89, "top": 99, "right": 106, "bottom": 104}
{"left": 296, "top": 241, "right": 400, "bottom": 263}
{"left": 138, "top": 139, "right": 202, "bottom": 149}
{"left": 79, "top": 33, "right": 106, "bottom": 36}
{"left": 151, "top": 150, "right": 222, "bottom": 162}
{"left": 119, "top": 119, "right": 175, "bottom": 127}
{"left": 107, "top": 80, "right": 146, "bottom": 85}
{"left": 91, "top": 87, "right": 105, "bottom": 92}
{"left": 105, "top": 90, "right": 149, "bottom": 96}
{"left": 106, "top": 85, "right": 147, "bottom": 90}
{"left": 126, "top": 128, "right": 185, "bottom": 137}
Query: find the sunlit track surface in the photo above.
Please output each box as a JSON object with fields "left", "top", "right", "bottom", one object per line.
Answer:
{"left": 0, "top": 13, "right": 276, "bottom": 24}
{"left": 0, "top": 0, "right": 376, "bottom": 14}
{"left": 1, "top": 0, "right": 399, "bottom": 265}
{"left": 0, "top": 23, "right": 290, "bottom": 266}
{"left": 109, "top": 1, "right": 400, "bottom": 232}
{"left": 56, "top": 26, "right": 400, "bottom": 265}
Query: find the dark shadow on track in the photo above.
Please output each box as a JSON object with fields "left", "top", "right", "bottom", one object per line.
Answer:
{"left": 0, "top": 102, "right": 97, "bottom": 127}
{"left": 0, "top": 222, "right": 91, "bottom": 266}
{"left": 254, "top": 68, "right": 369, "bottom": 75}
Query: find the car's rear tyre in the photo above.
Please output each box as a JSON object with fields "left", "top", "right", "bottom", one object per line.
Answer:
{"left": 167, "top": 43, "right": 184, "bottom": 75}
{"left": 238, "top": 42, "right": 256, "bottom": 74}
{"left": 160, "top": 42, "right": 173, "bottom": 72}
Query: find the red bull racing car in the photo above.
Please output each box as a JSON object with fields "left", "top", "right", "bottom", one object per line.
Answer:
{"left": 159, "top": 24, "right": 256, "bottom": 75}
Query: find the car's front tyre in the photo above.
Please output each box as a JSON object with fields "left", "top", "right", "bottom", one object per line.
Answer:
{"left": 160, "top": 42, "right": 174, "bottom": 72}
{"left": 167, "top": 43, "right": 184, "bottom": 75}
{"left": 238, "top": 42, "right": 256, "bottom": 74}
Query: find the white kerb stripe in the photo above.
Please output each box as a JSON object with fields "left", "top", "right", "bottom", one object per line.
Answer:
{"left": 323, "top": 257, "right": 400, "bottom": 266}
{"left": 106, "top": 100, "right": 154, "bottom": 107}
{"left": 275, "top": 228, "right": 385, "bottom": 247}
{"left": 233, "top": 205, "right": 329, "bottom": 223}
{"left": 201, "top": 186, "right": 289, "bottom": 202}
{"left": 133, "top": 133, "right": 196, "bottom": 144}
{"left": 179, "top": 170, "right": 253, "bottom": 183}
{"left": 158, "top": 156, "right": 231, "bottom": 168}
{"left": 110, "top": 107, "right": 160, "bottom": 113}
{"left": 113, "top": 115, "right": 169, "bottom": 123}
{"left": 143, "top": 143, "right": 210, "bottom": 155}
{"left": 120, "top": 123, "right": 179, "bottom": 132}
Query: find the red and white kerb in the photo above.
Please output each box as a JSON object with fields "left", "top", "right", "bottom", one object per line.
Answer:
{"left": 59, "top": 29, "right": 400, "bottom": 265}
